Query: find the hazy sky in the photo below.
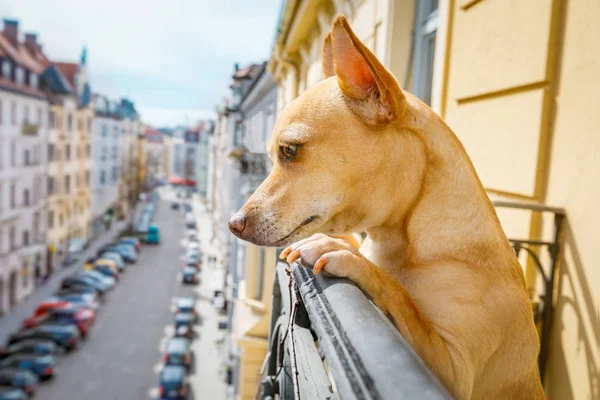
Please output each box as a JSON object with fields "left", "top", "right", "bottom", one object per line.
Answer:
{"left": 1, "top": 0, "right": 281, "bottom": 127}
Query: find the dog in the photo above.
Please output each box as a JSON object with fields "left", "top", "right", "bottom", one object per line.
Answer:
{"left": 229, "top": 15, "right": 544, "bottom": 400}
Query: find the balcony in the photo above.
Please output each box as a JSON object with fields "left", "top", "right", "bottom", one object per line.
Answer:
{"left": 259, "top": 262, "right": 451, "bottom": 400}
{"left": 21, "top": 123, "right": 39, "bottom": 136}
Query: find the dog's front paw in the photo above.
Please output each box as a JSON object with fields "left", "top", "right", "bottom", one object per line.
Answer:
{"left": 280, "top": 233, "right": 366, "bottom": 279}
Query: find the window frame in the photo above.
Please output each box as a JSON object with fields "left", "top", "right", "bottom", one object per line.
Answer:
{"left": 412, "top": 0, "right": 439, "bottom": 106}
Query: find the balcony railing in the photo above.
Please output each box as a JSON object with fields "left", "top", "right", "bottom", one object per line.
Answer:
{"left": 22, "top": 123, "right": 39, "bottom": 136}
{"left": 259, "top": 261, "right": 452, "bottom": 400}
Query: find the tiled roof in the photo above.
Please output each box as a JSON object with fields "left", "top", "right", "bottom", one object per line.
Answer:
{"left": 0, "top": 32, "right": 48, "bottom": 74}
{"left": 54, "top": 62, "right": 78, "bottom": 88}
{"left": 41, "top": 64, "right": 73, "bottom": 94}
{"left": 233, "top": 63, "right": 263, "bottom": 80}
{"left": 0, "top": 77, "right": 46, "bottom": 99}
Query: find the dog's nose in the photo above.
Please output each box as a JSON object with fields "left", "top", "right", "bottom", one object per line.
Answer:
{"left": 228, "top": 212, "right": 246, "bottom": 236}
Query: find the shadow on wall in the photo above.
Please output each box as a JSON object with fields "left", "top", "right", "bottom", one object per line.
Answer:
{"left": 547, "top": 220, "right": 599, "bottom": 400}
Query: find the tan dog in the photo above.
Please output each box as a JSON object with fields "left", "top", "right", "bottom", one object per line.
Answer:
{"left": 229, "top": 15, "right": 544, "bottom": 400}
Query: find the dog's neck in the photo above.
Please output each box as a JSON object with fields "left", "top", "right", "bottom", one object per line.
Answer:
{"left": 362, "top": 101, "right": 509, "bottom": 273}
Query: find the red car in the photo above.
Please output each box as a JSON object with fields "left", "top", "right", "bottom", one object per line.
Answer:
{"left": 22, "top": 305, "right": 95, "bottom": 337}
{"left": 32, "top": 300, "right": 71, "bottom": 317}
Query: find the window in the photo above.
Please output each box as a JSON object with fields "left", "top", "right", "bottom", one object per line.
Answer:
{"left": 10, "top": 181, "right": 15, "bottom": 208}
{"left": 67, "top": 114, "right": 73, "bottom": 132}
{"left": 9, "top": 226, "right": 15, "bottom": 250}
{"left": 112, "top": 166, "right": 118, "bottom": 181}
{"left": 0, "top": 99, "right": 3, "bottom": 124}
{"left": 65, "top": 145, "right": 71, "bottom": 161}
{"left": 234, "top": 121, "right": 243, "bottom": 147}
{"left": 59, "top": 214, "right": 63, "bottom": 226}
{"left": 36, "top": 108, "right": 42, "bottom": 126}
{"left": 102, "top": 124, "right": 107, "bottom": 137}
{"left": 85, "top": 170, "right": 90, "bottom": 185}
{"left": 30, "top": 73, "right": 38, "bottom": 89}
{"left": 24, "top": 150, "right": 30, "bottom": 166}
{"left": 48, "top": 211, "right": 54, "bottom": 228}
{"left": 15, "top": 67, "right": 24, "bottom": 85}
{"left": 33, "top": 212, "right": 39, "bottom": 242}
{"left": 88, "top": 118, "right": 92, "bottom": 133}
{"left": 23, "top": 189, "right": 30, "bottom": 206}
{"left": 22, "top": 230, "right": 29, "bottom": 246}
{"left": 100, "top": 170, "right": 106, "bottom": 184}
{"left": 11, "top": 102, "right": 16, "bottom": 126}
{"left": 86, "top": 144, "right": 91, "bottom": 158}
{"left": 64, "top": 175, "right": 70, "bottom": 193}
{"left": 10, "top": 140, "right": 15, "bottom": 166}
{"left": 78, "top": 117, "right": 83, "bottom": 132}
{"left": 23, "top": 105, "right": 29, "bottom": 123}
{"left": 22, "top": 262, "right": 28, "bottom": 287}
{"left": 412, "top": 0, "right": 439, "bottom": 106}
{"left": 49, "top": 110, "right": 56, "bottom": 128}
{"left": 254, "top": 248, "right": 265, "bottom": 300}
{"left": 48, "top": 144, "right": 55, "bottom": 161}
{"left": 2, "top": 60, "right": 10, "bottom": 79}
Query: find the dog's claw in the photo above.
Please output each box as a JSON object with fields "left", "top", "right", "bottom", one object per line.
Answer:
{"left": 280, "top": 247, "right": 292, "bottom": 259}
{"left": 313, "top": 258, "right": 327, "bottom": 275}
{"left": 287, "top": 249, "right": 301, "bottom": 264}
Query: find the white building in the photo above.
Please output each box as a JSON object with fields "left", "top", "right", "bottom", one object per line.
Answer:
{"left": 195, "top": 121, "right": 213, "bottom": 197}
{"left": 91, "top": 95, "right": 122, "bottom": 237}
{"left": 117, "top": 99, "right": 141, "bottom": 220}
{"left": 0, "top": 19, "right": 49, "bottom": 313}
{"left": 144, "top": 128, "right": 165, "bottom": 187}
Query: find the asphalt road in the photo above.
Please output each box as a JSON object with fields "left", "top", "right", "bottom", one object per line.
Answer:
{"left": 36, "top": 194, "right": 227, "bottom": 400}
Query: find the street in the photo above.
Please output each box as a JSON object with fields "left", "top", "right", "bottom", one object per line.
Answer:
{"left": 5, "top": 192, "right": 228, "bottom": 400}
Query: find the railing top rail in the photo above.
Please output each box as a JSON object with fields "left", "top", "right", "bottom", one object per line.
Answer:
{"left": 491, "top": 200, "right": 565, "bottom": 215}
{"left": 289, "top": 262, "right": 452, "bottom": 400}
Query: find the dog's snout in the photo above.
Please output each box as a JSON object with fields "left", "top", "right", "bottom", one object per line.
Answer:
{"left": 228, "top": 212, "right": 247, "bottom": 237}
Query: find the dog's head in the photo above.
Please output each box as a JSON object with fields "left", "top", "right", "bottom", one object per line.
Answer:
{"left": 229, "top": 15, "right": 425, "bottom": 247}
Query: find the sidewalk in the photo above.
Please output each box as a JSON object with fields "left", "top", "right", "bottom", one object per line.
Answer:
{"left": 0, "top": 219, "right": 129, "bottom": 344}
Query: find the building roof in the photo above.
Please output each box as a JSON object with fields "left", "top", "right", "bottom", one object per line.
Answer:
{"left": 41, "top": 64, "right": 73, "bottom": 95}
{"left": 232, "top": 63, "right": 263, "bottom": 80}
{"left": 0, "top": 31, "right": 48, "bottom": 74}
{"left": 54, "top": 62, "right": 78, "bottom": 88}
{"left": 0, "top": 76, "right": 46, "bottom": 99}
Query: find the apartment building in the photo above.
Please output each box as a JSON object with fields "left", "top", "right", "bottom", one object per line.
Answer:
{"left": 91, "top": 95, "right": 122, "bottom": 238}
{"left": 0, "top": 19, "right": 49, "bottom": 313}
{"left": 43, "top": 51, "right": 93, "bottom": 270}
{"left": 118, "top": 99, "right": 141, "bottom": 221}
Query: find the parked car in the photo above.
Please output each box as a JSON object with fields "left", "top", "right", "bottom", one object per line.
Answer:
{"left": 171, "top": 201, "right": 180, "bottom": 210}
{"left": 174, "top": 313, "right": 195, "bottom": 332}
{"left": 183, "top": 203, "right": 192, "bottom": 213}
{"left": 0, "top": 370, "right": 37, "bottom": 397}
{"left": 2, "top": 340, "right": 59, "bottom": 359}
{"left": 181, "top": 267, "right": 198, "bottom": 285}
{"left": 183, "top": 254, "right": 199, "bottom": 269}
{"left": 83, "top": 257, "right": 97, "bottom": 270}
{"left": 54, "top": 284, "right": 99, "bottom": 298}
{"left": 174, "top": 325, "right": 194, "bottom": 340}
{"left": 50, "top": 292, "right": 99, "bottom": 311}
{"left": 78, "top": 270, "right": 116, "bottom": 290}
{"left": 158, "top": 365, "right": 189, "bottom": 400}
{"left": 60, "top": 275, "right": 107, "bottom": 295}
{"left": 185, "top": 229, "right": 198, "bottom": 243}
{"left": 31, "top": 301, "right": 71, "bottom": 318}
{"left": 23, "top": 306, "right": 95, "bottom": 338}
{"left": 213, "top": 293, "right": 226, "bottom": 313}
{"left": 146, "top": 224, "right": 160, "bottom": 245}
{"left": 174, "top": 298, "right": 196, "bottom": 315}
{"left": 184, "top": 213, "right": 195, "bottom": 229}
{"left": 0, "top": 385, "right": 28, "bottom": 400}
{"left": 0, "top": 353, "right": 56, "bottom": 379}
{"left": 98, "top": 252, "right": 126, "bottom": 272}
{"left": 8, "top": 324, "right": 81, "bottom": 351}
{"left": 118, "top": 237, "right": 141, "bottom": 252}
{"left": 92, "top": 260, "right": 120, "bottom": 281}
{"left": 163, "top": 338, "right": 192, "bottom": 369}
{"left": 98, "top": 244, "right": 137, "bottom": 263}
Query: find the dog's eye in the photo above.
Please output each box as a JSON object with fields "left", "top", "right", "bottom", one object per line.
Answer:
{"left": 279, "top": 144, "right": 299, "bottom": 162}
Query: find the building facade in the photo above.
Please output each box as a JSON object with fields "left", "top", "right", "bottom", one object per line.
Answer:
{"left": 143, "top": 128, "right": 165, "bottom": 188}
{"left": 267, "top": 0, "right": 599, "bottom": 398}
{"left": 43, "top": 53, "right": 93, "bottom": 270}
{"left": 118, "top": 99, "right": 141, "bottom": 222}
{"left": 91, "top": 95, "right": 122, "bottom": 238}
{"left": 0, "top": 19, "right": 49, "bottom": 313}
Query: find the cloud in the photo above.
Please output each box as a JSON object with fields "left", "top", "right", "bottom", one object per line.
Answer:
{"left": 3, "top": 0, "right": 281, "bottom": 125}
{"left": 138, "top": 107, "right": 216, "bottom": 128}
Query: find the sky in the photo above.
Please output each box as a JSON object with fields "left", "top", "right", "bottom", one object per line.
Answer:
{"left": 0, "top": 0, "right": 282, "bottom": 127}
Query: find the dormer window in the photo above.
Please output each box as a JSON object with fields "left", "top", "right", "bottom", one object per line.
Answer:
{"left": 30, "top": 73, "right": 38, "bottom": 89}
{"left": 15, "top": 66, "right": 24, "bottom": 85}
{"left": 2, "top": 61, "right": 11, "bottom": 80}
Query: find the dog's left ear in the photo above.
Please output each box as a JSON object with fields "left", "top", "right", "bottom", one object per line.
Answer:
{"left": 326, "top": 15, "right": 406, "bottom": 125}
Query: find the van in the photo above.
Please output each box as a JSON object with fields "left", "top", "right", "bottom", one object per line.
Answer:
{"left": 146, "top": 224, "right": 160, "bottom": 244}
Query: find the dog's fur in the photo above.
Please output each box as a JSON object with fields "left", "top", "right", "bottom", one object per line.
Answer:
{"left": 229, "top": 16, "right": 545, "bottom": 399}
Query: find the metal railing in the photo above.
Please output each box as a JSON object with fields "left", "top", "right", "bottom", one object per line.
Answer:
{"left": 491, "top": 200, "right": 565, "bottom": 383}
{"left": 259, "top": 261, "right": 452, "bottom": 400}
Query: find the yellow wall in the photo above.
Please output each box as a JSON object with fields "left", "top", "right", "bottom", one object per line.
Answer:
{"left": 442, "top": 0, "right": 598, "bottom": 398}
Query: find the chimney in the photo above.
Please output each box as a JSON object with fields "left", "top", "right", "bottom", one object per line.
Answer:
{"left": 25, "top": 33, "right": 37, "bottom": 54}
{"left": 3, "top": 19, "right": 19, "bottom": 47}
{"left": 234, "top": 63, "right": 239, "bottom": 72}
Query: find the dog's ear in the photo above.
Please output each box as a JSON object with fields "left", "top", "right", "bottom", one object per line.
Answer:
{"left": 330, "top": 15, "right": 405, "bottom": 125}
{"left": 322, "top": 32, "right": 335, "bottom": 78}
